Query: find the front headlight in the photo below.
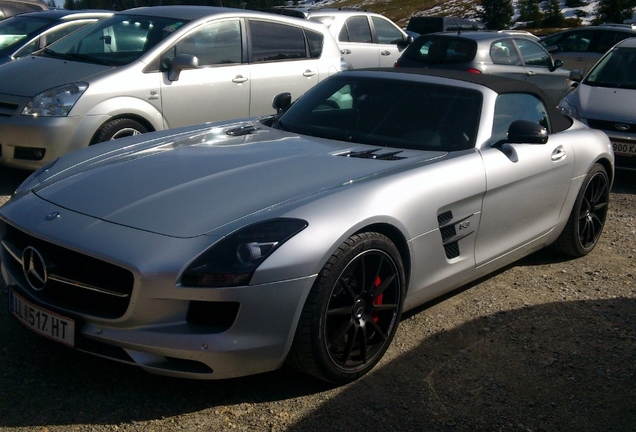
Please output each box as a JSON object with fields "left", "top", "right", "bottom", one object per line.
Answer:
{"left": 558, "top": 98, "right": 579, "bottom": 120}
{"left": 22, "top": 83, "right": 88, "bottom": 117}
{"left": 180, "top": 218, "right": 308, "bottom": 288}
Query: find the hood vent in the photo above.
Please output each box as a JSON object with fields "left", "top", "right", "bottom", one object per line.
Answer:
{"left": 340, "top": 149, "right": 406, "bottom": 161}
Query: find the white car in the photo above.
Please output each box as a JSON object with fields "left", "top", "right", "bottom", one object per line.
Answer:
{"left": 262, "top": 7, "right": 412, "bottom": 68}
{"left": 0, "top": 6, "right": 344, "bottom": 170}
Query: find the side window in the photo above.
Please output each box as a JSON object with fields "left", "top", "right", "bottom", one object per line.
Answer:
{"left": 340, "top": 16, "right": 373, "bottom": 43}
{"left": 516, "top": 38, "right": 552, "bottom": 67}
{"left": 490, "top": 39, "right": 521, "bottom": 65}
{"left": 168, "top": 20, "right": 241, "bottom": 67}
{"left": 552, "top": 30, "right": 592, "bottom": 53}
{"left": 305, "top": 28, "right": 324, "bottom": 59}
{"left": 45, "top": 22, "right": 92, "bottom": 46}
{"left": 492, "top": 93, "right": 550, "bottom": 142}
{"left": 250, "top": 20, "right": 306, "bottom": 62}
{"left": 590, "top": 30, "right": 630, "bottom": 54}
{"left": 371, "top": 16, "right": 403, "bottom": 45}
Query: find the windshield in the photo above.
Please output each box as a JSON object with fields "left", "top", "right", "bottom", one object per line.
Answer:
{"left": 0, "top": 16, "right": 52, "bottom": 50}
{"left": 584, "top": 47, "right": 636, "bottom": 89}
{"left": 42, "top": 14, "right": 188, "bottom": 66}
{"left": 275, "top": 74, "right": 482, "bottom": 151}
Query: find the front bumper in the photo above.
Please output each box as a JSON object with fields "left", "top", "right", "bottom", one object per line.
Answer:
{"left": 0, "top": 113, "right": 109, "bottom": 170}
{"left": 0, "top": 195, "right": 315, "bottom": 379}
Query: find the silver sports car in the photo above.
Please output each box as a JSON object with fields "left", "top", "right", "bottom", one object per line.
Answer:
{"left": 0, "top": 69, "right": 614, "bottom": 384}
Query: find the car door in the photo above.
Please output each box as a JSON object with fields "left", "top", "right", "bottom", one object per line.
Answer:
{"left": 488, "top": 38, "right": 528, "bottom": 81}
{"left": 475, "top": 93, "right": 574, "bottom": 266}
{"left": 159, "top": 19, "right": 250, "bottom": 129}
{"left": 515, "top": 37, "right": 569, "bottom": 103}
{"left": 246, "top": 19, "right": 319, "bottom": 116}
{"left": 337, "top": 15, "right": 380, "bottom": 68}
{"left": 542, "top": 29, "right": 594, "bottom": 72}
{"left": 370, "top": 15, "right": 407, "bottom": 67}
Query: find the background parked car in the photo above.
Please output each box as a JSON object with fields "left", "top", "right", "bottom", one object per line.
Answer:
{"left": 0, "top": 9, "right": 112, "bottom": 64}
{"left": 0, "top": 0, "right": 46, "bottom": 20}
{"left": 261, "top": 7, "right": 412, "bottom": 68}
{"left": 559, "top": 37, "right": 636, "bottom": 170}
{"left": 541, "top": 24, "right": 636, "bottom": 74}
{"left": 395, "top": 31, "right": 574, "bottom": 104}
{"left": 0, "top": 5, "right": 344, "bottom": 170}
{"left": 405, "top": 15, "right": 486, "bottom": 36}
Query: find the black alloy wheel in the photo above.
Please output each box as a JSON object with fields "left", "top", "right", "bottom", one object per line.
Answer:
{"left": 288, "top": 232, "right": 405, "bottom": 384}
{"left": 554, "top": 163, "right": 610, "bottom": 256}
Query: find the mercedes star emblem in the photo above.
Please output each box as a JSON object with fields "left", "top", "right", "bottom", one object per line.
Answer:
{"left": 22, "top": 246, "right": 48, "bottom": 291}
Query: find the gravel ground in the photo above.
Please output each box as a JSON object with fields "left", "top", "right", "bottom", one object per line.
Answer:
{"left": 0, "top": 167, "right": 634, "bottom": 432}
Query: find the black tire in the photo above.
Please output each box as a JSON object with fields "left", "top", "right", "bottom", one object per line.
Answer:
{"left": 93, "top": 118, "right": 148, "bottom": 144}
{"left": 553, "top": 163, "right": 609, "bottom": 257}
{"left": 288, "top": 232, "right": 405, "bottom": 384}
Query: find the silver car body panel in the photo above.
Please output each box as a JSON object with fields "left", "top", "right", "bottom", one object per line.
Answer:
{"left": 0, "top": 70, "right": 614, "bottom": 379}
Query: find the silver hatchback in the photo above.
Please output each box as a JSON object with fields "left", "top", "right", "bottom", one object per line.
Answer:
{"left": 395, "top": 31, "right": 574, "bottom": 104}
{"left": 0, "top": 6, "right": 344, "bottom": 170}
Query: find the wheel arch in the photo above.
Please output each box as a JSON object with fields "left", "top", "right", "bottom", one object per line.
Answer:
{"left": 89, "top": 114, "right": 156, "bottom": 145}
{"left": 594, "top": 156, "right": 614, "bottom": 187}
{"left": 352, "top": 222, "right": 412, "bottom": 293}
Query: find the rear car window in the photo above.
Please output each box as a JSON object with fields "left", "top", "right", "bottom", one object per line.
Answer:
{"left": 250, "top": 20, "right": 307, "bottom": 62}
{"left": 403, "top": 36, "right": 477, "bottom": 65}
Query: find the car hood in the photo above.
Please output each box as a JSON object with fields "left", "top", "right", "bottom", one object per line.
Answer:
{"left": 0, "top": 55, "right": 112, "bottom": 96}
{"left": 577, "top": 83, "right": 636, "bottom": 121}
{"left": 29, "top": 123, "right": 446, "bottom": 238}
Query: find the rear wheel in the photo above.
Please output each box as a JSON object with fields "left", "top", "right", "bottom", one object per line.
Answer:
{"left": 288, "top": 232, "right": 405, "bottom": 384}
{"left": 553, "top": 163, "right": 609, "bottom": 257}
{"left": 93, "top": 118, "right": 148, "bottom": 144}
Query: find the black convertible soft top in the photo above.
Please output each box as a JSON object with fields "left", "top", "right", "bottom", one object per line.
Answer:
{"left": 359, "top": 68, "right": 574, "bottom": 133}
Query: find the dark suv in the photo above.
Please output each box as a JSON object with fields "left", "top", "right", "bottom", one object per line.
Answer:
{"left": 541, "top": 24, "right": 636, "bottom": 74}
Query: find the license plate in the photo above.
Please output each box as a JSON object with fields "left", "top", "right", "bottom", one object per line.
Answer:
{"left": 612, "top": 141, "right": 636, "bottom": 156}
{"left": 9, "top": 289, "right": 75, "bottom": 347}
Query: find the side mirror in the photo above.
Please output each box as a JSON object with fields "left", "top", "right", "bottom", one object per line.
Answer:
{"left": 272, "top": 92, "right": 292, "bottom": 113}
{"left": 168, "top": 54, "right": 198, "bottom": 82}
{"left": 507, "top": 120, "right": 548, "bottom": 144}
{"left": 569, "top": 69, "right": 584, "bottom": 82}
{"left": 398, "top": 35, "right": 414, "bottom": 48}
{"left": 550, "top": 58, "right": 563, "bottom": 72}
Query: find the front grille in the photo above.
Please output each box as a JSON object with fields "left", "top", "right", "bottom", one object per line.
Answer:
{"left": 587, "top": 118, "right": 636, "bottom": 132}
{"left": 0, "top": 101, "right": 19, "bottom": 116}
{"left": 2, "top": 222, "right": 134, "bottom": 319}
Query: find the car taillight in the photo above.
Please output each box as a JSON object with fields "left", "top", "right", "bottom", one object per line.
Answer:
{"left": 465, "top": 68, "right": 482, "bottom": 74}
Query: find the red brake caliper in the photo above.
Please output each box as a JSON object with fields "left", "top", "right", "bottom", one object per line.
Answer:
{"left": 372, "top": 276, "right": 383, "bottom": 323}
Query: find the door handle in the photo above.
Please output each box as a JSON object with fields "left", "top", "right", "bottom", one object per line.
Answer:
{"left": 341, "top": 49, "right": 351, "bottom": 55}
{"left": 380, "top": 51, "right": 391, "bottom": 56}
{"left": 551, "top": 145, "right": 566, "bottom": 161}
{"left": 526, "top": 71, "right": 535, "bottom": 76}
{"left": 303, "top": 69, "right": 317, "bottom": 77}
{"left": 232, "top": 75, "right": 248, "bottom": 84}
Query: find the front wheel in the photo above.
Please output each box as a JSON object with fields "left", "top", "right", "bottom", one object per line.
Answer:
{"left": 553, "top": 163, "right": 610, "bottom": 257}
{"left": 92, "top": 118, "right": 148, "bottom": 144}
{"left": 288, "top": 232, "right": 405, "bottom": 384}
